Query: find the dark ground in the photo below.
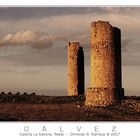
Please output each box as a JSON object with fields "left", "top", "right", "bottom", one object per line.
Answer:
{"left": 0, "top": 94, "right": 140, "bottom": 121}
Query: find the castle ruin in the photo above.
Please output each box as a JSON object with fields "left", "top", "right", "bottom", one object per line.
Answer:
{"left": 85, "top": 21, "right": 124, "bottom": 106}
{"left": 68, "top": 42, "right": 85, "bottom": 96}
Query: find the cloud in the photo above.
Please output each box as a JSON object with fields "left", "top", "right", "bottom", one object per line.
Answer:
{"left": 0, "top": 30, "right": 54, "bottom": 49}
{"left": 0, "top": 30, "right": 87, "bottom": 49}
{"left": 0, "top": 7, "right": 139, "bottom": 21}
{"left": 0, "top": 7, "right": 140, "bottom": 67}
{"left": 0, "top": 7, "right": 124, "bottom": 20}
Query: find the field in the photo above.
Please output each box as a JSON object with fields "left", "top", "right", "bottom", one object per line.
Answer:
{"left": 0, "top": 94, "right": 140, "bottom": 121}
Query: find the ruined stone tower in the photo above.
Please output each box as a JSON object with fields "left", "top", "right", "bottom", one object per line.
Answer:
{"left": 68, "top": 42, "right": 84, "bottom": 96}
{"left": 85, "top": 21, "right": 124, "bottom": 106}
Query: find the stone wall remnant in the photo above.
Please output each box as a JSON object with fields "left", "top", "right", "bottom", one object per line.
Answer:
{"left": 68, "top": 42, "right": 84, "bottom": 96}
{"left": 85, "top": 21, "right": 124, "bottom": 106}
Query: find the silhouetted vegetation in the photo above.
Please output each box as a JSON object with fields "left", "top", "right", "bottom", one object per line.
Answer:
{"left": 8, "top": 92, "right": 12, "bottom": 95}
{"left": 0, "top": 92, "right": 41, "bottom": 103}
{"left": 23, "top": 92, "right": 27, "bottom": 95}
{"left": 31, "top": 92, "right": 36, "bottom": 95}
{"left": 16, "top": 92, "right": 20, "bottom": 95}
{"left": 1, "top": 92, "right": 5, "bottom": 95}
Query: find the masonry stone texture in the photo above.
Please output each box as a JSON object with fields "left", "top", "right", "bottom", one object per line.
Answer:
{"left": 68, "top": 42, "right": 84, "bottom": 96}
{"left": 85, "top": 21, "right": 124, "bottom": 107}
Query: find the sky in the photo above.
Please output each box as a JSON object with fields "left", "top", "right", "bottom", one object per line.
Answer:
{"left": 0, "top": 7, "right": 139, "bottom": 96}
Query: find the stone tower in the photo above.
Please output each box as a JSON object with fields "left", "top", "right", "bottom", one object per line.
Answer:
{"left": 85, "top": 21, "right": 124, "bottom": 106}
{"left": 68, "top": 42, "right": 84, "bottom": 96}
